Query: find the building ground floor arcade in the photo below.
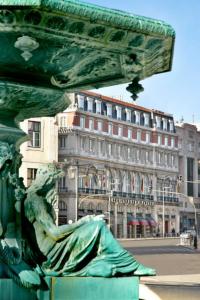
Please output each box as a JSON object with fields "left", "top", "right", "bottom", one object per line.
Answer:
{"left": 58, "top": 190, "right": 181, "bottom": 238}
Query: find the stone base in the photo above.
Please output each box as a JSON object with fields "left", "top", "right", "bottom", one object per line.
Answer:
{"left": 0, "top": 279, "right": 37, "bottom": 300}
{"left": 38, "top": 276, "right": 139, "bottom": 300}
{"left": 0, "top": 277, "right": 139, "bottom": 300}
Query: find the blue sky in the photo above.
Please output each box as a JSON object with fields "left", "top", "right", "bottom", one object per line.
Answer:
{"left": 85, "top": 0, "right": 200, "bottom": 123}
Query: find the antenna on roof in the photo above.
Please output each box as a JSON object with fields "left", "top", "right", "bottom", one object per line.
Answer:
{"left": 192, "top": 113, "right": 195, "bottom": 124}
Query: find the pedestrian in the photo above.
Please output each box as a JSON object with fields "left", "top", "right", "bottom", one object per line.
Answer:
{"left": 193, "top": 233, "right": 198, "bottom": 249}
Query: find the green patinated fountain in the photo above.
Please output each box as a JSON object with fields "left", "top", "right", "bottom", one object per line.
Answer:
{"left": 0, "top": 1, "right": 175, "bottom": 299}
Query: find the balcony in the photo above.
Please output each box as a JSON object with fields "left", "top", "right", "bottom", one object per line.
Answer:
{"left": 157, "top": 196, "right": 179, "bottom": 203}
{"left": 78, "top": 188, "right": 107, "bottom": 195}
{"left": 78, "top": 188, "right": 154, "bottom": 201}
{"left": 58, "top": 187, "right": 68, "bottom": 193}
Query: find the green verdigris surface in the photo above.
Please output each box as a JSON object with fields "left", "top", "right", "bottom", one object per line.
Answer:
{"left": 39, "top": 276, "right": 139, "bottom": 300}
{"left": 24, "top": 164, "right": 155, "bottom": 278}
{"left": 0, "top": 141, "right": 41, "bottom": 289}
{"left": 0, "top": 0, "right": 174, "bottom": 99}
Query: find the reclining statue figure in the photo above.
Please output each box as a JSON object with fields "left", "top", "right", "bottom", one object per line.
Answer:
{"left": 24, "top": 164, "right": 155, "bottom": 278}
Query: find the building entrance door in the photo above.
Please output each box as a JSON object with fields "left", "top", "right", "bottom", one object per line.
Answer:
{"left": 165, "top": 220, "right": 169, "bottom": 235}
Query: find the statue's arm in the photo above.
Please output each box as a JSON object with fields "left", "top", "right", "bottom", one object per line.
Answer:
{"left": 38, "top": 215, "right": 95, "bottom": 241}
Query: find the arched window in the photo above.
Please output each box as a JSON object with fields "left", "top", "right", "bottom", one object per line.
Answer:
{"left": 96, "top": 203, "right": 103, "bottom": 214}
{"left": 127, "top": 172, "right": 131, "bottom": 193}
{"left": 131, "top": 173, "right": 136, "bottom": 193}
{"left": 87, "top": 202, "right": 94, "bottom": 214}
{"left": 84, "top": 97, "right": 88, "bottom": 111}
{"left": 122, "top": 171, "right": 127, "bottom": 193}
{"left": 58, "top": 201, "right": 67, "bottom": 225}
{"left": 112, "top": 106, "right": 117, "bottom": 119}
{"left": 117, "top": 170, "right": 123, "bottom": 192}
{"left": 144, "top": 176, "right": 149, "bottom": 194}
{"left": 140, "top": 113, "right": 145, "bottom": 126}
{"left": 135, "top": 173, "right": 140, "bottom": 194}
{"left": 131, "top": 111, "right": 136, "bottom": 123}
{"left": 58, "top": 201, "right": 67, "bottom": 211}
{"left": 106, "top": 169, "right": 113, "bottom": 190}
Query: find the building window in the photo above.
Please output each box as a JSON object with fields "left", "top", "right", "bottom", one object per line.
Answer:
{"left": 98, "top": 120, "right": 102, "bottom": 131}
{"left": 89, "top": 119, "right": 93, "bottom": 130}
{"left": 80, "top": 116, "right": 85, "bottom": 129}
{"left": 28, "top": 121, "right": 41, "bottom": 148}
{"left": 158, "top": 135, "right": 161, "bottom": 145}
{"left": 98, "top": 140, "right": 103, "bottom": 155}
{"left": 59, "top": 116, "right": 66, "bottom": 127}
{"left": 27, "top": 168, "right": 37, "bottom": 187}
{"left": 188, "top": 142, "right": 194, "bottom": 152}
{"left": 187, "top": 157, "right": 194, "bottom": 196}
{"left": 128, "top": 128, "right": 132, "bottom": 139}
{"left": 108, "top": 123, "right": 113, "bottom": 135}
{"left": 59, "top": 136, "right": 66, "bottom": 149}
{"left": 171, "top": 137, "right": 174, "bottom": 148}
{"left": 89, "top": 139, "right": 94, "bottom": 152}
{"left": 58, "top": 176, "right": 67, "bottom": 192}
{"left": 108, "top": 143, "right": 113, "bottom": 157}
{"left": 118, "top": 126, "right": 123, "bottom": 137}
{"left": 146, "top": 132, "right": 150, "bottom": 143}
{"left": 137, "top": 130, "right": 141, "bottom": 141}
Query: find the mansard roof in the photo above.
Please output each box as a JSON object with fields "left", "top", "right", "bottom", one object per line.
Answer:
{"left": 80, "top": 90, "right": 174, "bottom": 119}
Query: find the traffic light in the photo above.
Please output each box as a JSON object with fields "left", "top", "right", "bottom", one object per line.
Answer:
{"left": 178, "top": 175, "right": 183, "bottom": 182}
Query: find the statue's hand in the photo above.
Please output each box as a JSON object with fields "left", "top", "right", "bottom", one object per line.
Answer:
{"left": 77, "top": 215, "right": 94, "bottom": 224}
{"left": 93, "top": 214, "right": 105, "bottom": 221}
{"left": 77, "top": 214, "right": 105, "bottom": 225}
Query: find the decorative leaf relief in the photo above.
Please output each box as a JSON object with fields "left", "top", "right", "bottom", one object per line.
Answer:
{"left": 0, "top": 10, "right": 15, "bottom": 24}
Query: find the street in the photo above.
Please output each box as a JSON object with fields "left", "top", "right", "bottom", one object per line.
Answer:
{"left": 119, "top": 238, "right": 200, "bottom": 276}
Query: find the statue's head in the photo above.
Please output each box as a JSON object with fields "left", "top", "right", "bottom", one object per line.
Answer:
{"left": 0, "top": 141, "right": 14, "bottom": 170}
{"left": 28, "top": 164, "right": 64, "bottom": 193}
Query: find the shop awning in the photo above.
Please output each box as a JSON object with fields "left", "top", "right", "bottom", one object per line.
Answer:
{"left": 147, "top": 218, "right": 157, "bottom": 227}
{"left": 127, "top": 217, "right": 140, "bottom": 226}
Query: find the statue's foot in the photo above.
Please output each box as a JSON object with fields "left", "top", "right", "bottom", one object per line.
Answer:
{"left": 134, "top": 264, "right": 156, "bottom": 276}
{"left": 6, "top": 261, "right": 41, "bottom": 289}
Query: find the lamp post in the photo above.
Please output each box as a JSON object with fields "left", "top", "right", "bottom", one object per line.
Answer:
{"left": 162, "top": 185, "right": 171, "bottom": 238}
{"left": 75, "top": 162, "right": 79, "bottom": 222}
{"left": 108, "top": 190, "right": 113, "bottom": 229}
{"left": 177, "top": 176, "right": 199, "bottom": 247}
{"left": 188, "top": 196, "right": 198, "bottom": 249}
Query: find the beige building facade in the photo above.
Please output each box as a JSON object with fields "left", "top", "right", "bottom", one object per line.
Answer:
{"left": 20, "top": 93, "right": 200, "bottom": 238}
{"left": 19, "top": 117, "right": 60, "bottom": 221}
{"left": 176, "top": 122, "right": 200, "bottom": 234}
{"left": 57, "top": 91, "right": 180, "bottom": 238}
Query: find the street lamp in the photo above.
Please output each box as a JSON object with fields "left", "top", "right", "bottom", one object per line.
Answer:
{"left": 78, "top": 192, "right": 112, "bottom": 228}
{"left": 67, "top": 160, "right": 98, "bottom": 222}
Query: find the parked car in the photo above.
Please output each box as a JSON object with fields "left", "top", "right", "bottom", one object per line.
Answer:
{"left": 180, "top": 230, "right": 196, "bottom": 239}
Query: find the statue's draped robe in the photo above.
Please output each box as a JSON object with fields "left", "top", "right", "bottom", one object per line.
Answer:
{"left": 0, "top": 172, "right": 15, "bottom": 236}
{"left": 25, "top": 194, "right": 140, "bottom": 277}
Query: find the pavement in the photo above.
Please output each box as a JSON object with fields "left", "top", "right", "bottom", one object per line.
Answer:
{"left": 119, "top": 238, "right": 200, "bottom": 299}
